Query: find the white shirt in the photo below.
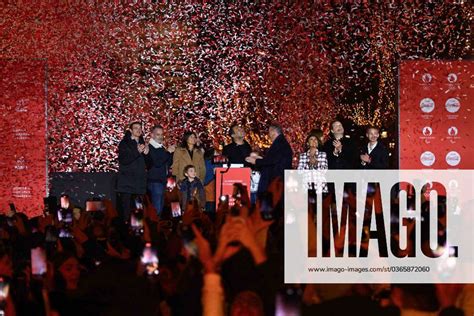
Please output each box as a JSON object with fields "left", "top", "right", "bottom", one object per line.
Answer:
{"left": 149, "top": 139, "right": 164, "bottom": 149}
{"left": 368, "top": 142, "right": 378, "bottom": 155}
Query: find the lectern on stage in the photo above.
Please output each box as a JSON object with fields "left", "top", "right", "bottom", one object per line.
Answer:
{"left": 215, "top": 167, "right": 251, "bottom": 208}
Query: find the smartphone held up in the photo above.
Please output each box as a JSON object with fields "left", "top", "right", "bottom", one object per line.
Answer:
{"left": 31, "top": 247, "right": 47, "bottom": 277}
{"left": 141, "top": 243, "right": 159, "bottom": 276}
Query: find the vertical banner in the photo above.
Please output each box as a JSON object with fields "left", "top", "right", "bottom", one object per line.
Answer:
{"left": 0, "top": 60, "right": 47, "bottom": 217}
{"left": 399, "top": 60, "right": 473, "bottom": 169}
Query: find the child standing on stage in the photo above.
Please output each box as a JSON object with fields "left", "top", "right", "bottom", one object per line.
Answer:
{"left": 179, "top": 164, "right": 206, "bottom": 211}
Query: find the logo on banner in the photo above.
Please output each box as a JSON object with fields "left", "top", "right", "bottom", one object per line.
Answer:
{"left": 446, "top": 151, "right": 461, "bottom": 167}
{"left": 15, "top": 99, "right": 29, "bottom": 113}
{"left": 445, "top": 98, "right": 460, "bottom": 113}
{"left": 421, "top": 127, "right": 434, "bottom": 144}
{"left": 420, "top": 98, "right": 435, "bottom": 113}
{"left": 448, "top": 126, "right": 458, "bottom": 137}
{"left": 447, "top": 126, "right": 460, "bottom": 144}
{"left": 447, "top": 73, "right": 458, "bottom": 83}
{"left": 14, "top": 156, "right": 28, "bottom": 170}
{"left": 420, "top": 151, "right": 435, "bottom": 166}
{"left": 422, "top": 127, "right": 432, "bottom": 136}
{"left": 422, "top": 73, "right": 432, "bottom": 83}
{"left": 448, "top": 179, "right": 459, "bottom": 190}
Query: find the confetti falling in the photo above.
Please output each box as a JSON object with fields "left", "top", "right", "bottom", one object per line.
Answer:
{"left": 0, "top": 1, "right": 470, "bottom": 172}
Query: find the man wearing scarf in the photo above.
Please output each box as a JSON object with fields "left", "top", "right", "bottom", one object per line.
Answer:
{"left": 145, "top": 125, "right": 175, "bottom": 216}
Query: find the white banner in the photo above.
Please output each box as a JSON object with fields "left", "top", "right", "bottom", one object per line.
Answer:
{"left": 284, "top": 170, "right": 474, "bottom": 283}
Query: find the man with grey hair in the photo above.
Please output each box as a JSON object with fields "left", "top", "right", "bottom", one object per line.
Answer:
{"left": 245, "top": 122, "right": 293, "bottom": 194}
{"left": 145, "top": 124, "right": 175, "bottom": 216}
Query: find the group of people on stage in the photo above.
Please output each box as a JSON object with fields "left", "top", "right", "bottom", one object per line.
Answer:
{"left": 116, "top": 119, "right": 389, "bottom": 219}
{"left": 4, "top": 120, "right": 471, "bottom": 316}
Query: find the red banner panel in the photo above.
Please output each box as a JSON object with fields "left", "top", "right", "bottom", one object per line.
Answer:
{"left": 399, "top": 60, "right": 473, "bottom": 169}
{"left": 0, "top": 60, "right": 47, "bottom": 217}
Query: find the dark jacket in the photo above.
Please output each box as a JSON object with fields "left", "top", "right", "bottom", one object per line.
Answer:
{"left": 322, "top": 136, "right": 358, "bottom": 169}
{"left": 359, "top": 142, "right": 389, "bottom": 169}
{"left": 255, "top": 134, "right": 293, "bottom": 193}
{"left": 145, "top": 145, "right": 172, "bottom": 183}
{"left": 203, "top": 158, "right": 215, "bottom": 186}
{"left": 222, "top": 140, "right": 252, "bottom": 165}
{"left": 116, "top": 132, "right": 147, "bottom": 194}
{"left": 179, "top": 177, "right": 206, "bottom": 210}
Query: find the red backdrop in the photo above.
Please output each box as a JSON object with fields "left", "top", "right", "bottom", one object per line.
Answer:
{"left": 0, "top": 60, "right": 47, "bottom": 217}
{"left": 399, "top": 60, "right": 473, "bottom": 169}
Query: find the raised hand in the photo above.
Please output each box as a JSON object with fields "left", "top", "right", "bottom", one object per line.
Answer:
{"left": 228, "top": 218, "right": 267, "bottom": 265}
{"left": 245, "top": 156, "right": 256, "bottom": 164}
{"left": 143, "top": 143, "right": 150, "bottom": 155}
{"left": 360, "top": 153, "right": 371, "bottom": 163}
{"left": 191, "top": 224, "right": 215, "bottom": 273}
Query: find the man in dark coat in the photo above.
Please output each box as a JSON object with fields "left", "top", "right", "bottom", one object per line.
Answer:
{"left": 245, "top": 123, "right": 293, "bottom": 194}
{"left": 117, "top": 121, "right": 149, "bottom": 220}
{"left": 322, "top": 120, "right": 358, "bottom": 170}
{"left": 359, "top": 126, "right": 389, "bottom": 169}
{"left": 144, "top": 125, "right": 175, "bottom": 216}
